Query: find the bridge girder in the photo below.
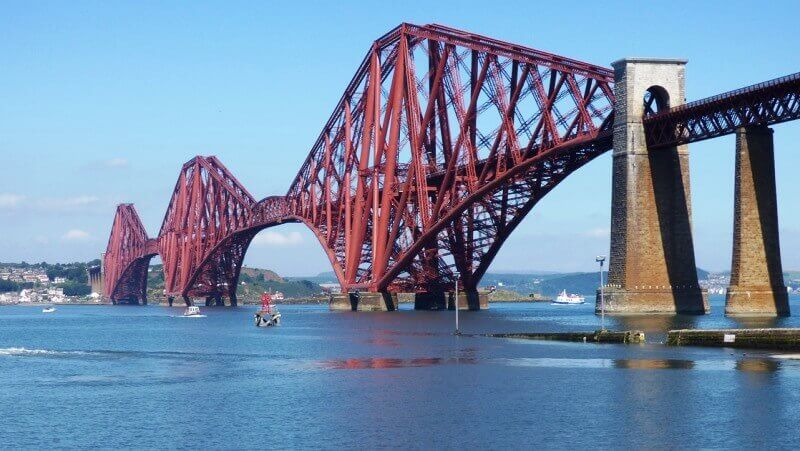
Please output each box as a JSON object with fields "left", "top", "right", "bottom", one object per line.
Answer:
{"left": 645, "top": 72, "right": 800, "bottom": 148}
{"left": 102, "top": 23, "right": 800, "bottom": 304}
{"left": 286, "top": 23, "right": 615, "bottom": 292}
{"left": 103, "top": 204, "right": 157, "bottom": 301}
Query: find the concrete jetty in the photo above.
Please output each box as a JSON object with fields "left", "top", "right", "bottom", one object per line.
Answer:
{"left": 667, "top": 328, "right": 800, "bottom": 350}
{"left": 488, "top": 330, "right": 645, "bottom": 344}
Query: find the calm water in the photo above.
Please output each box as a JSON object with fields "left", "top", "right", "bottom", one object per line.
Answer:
{"left": 3, "top": 296, "right": 800, "bottom": 448}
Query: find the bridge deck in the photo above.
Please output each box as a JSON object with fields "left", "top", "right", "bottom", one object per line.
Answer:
{"left": 645, "top": 72, "right": 800, "bottom": 148}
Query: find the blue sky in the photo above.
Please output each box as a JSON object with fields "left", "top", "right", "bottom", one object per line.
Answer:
{"left": 1, "top": 1, "right": 799, "bottom": 276}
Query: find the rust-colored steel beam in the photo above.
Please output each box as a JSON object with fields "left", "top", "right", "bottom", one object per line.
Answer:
{"left": 157, "top": 156, "right": 257, "bottom": 303}
{"left": 103, "top": 204, "right": 157, "bottom": 304}
{"left": 644, "top": 72, "right": 800, "bottom": 148}
{"left": 102, "top": 23, "right": 616, "bottom": 302}
{"left": 102, "top": 22, "right": 800, "bottom": 306}
{"left": 285, "top": 23, "right": 615, "bottom": 293}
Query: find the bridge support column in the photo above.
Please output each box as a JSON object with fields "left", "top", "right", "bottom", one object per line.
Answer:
{"left": 329, "top": 293, "right": 353, "bottom": 310}
{"left": 329, "top": 292, "right": 397, "bottom": 311}
{"left": 447, "top": 291, "right": 489, "bottom": 311}
{"left": 413, "top": 291, "right": 489, "bottom": 310}
{"left": 604, "top": 58, "right": 708, "bottom": 314}
{"left": 726, "top": 126, "right": 789, "bottom": 316}
{"left": 414, "top": 292, "right": 447, "bottom": 310}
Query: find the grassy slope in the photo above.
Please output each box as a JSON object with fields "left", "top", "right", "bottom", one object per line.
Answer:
{"left": 146, "top": 264, "right": 323, "bottom": 300}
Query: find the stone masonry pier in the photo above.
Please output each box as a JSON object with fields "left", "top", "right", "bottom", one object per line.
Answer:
{"left": 329, "top": 292, "right": 398, "bottom": 311}
{"left": 603, "top": 58, "right": 708, "bottom": 314}
{"left": 725, "top": 126, "right": 789, "bottom": 316}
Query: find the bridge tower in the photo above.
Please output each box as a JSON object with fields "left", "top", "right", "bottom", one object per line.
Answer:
{"left": 725, "top": 126, "right": 789, "bottom": 315}
{"left": 602, "top": 58, "right": 709, "bottom": 314}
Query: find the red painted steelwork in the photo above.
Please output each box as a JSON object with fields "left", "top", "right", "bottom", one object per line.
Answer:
{"left": 157, "top": 156, "right": 257, "bottom": 304}
{"left": 102, "top": 22, "right": 798, "bottom": 305}
{"left": 645, "top": 72, "right": 800, "bottom": 148}
{"left": 103, "top": 204, "right": 158, "bottom": 304}
{"left": 285, "top": 23, "right": 615, "bottom": 294}
{"left": 102, "top": 23, "right": 617, "bottom": 302}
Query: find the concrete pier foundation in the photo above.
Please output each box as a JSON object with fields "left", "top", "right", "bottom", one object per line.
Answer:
{"left": 414, "top": 291, "right": 448, "bottom": 310}
{"left": 447, "top": 291, "right": 489, "bottom": 311}
{"left": 329, "top": 292, "right": 398, "bottom": 311}
{"left": 604, "top": 58, "right": 708, "bottom": 314}
{"left": 329, "top": 293, "right": 354, "bottom": 310}
{"left": 413, "top": 291, "right": 488, "bottom": 310}
{"left": 599, "top": 286, "right": 707, "bottom": 314}
{"left": 725, "top": 126, "right": 789, "bottom": 316}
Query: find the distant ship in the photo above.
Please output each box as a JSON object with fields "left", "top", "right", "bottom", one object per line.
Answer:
{"left": 552, "top": 290, "right": 585, "bottom": 305}
{"left": 272, "top": 291, "right": 285, "bottom": 302}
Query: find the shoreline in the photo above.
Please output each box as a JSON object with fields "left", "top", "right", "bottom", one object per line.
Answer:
{"left": 1, "top": 297, "right": 558, "bottom": 307}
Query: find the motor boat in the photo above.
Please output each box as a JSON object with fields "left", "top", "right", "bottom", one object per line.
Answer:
{"left": 255, "top": 291, "right": 281, "bottom": 327}
{"left": 182, "top": 306, "right": 205, "bottom": 317}
{"left": 552, "top": 290, "right": 585, "bottom": 305}
{"left": 255, "top": 309, "right": 281, "bottom": 327}
{"left": 42, "top": 307, "right": 56, "bottom": 313}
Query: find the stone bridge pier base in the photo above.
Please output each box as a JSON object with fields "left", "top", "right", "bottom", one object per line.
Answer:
{"left": 329, "top": 292, "right": 398, "bottom": 311}
{"left": 725, "top": 126, "right": 789, "bottom": 316}
{"left": 413, "top": 291, "right": 489, "bottom": 310}
{"left": 603, "top": 58, "right": 708, "bottom": 314}
{"left": 447, "top": 291, "right": 489, "bottom": 311}
{"left": 414, "top": 291, "right": 447, "bottom": 310}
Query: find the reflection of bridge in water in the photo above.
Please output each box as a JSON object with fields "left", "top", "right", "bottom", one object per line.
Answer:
{"left": 101, "top": 23, "right": 800, "bottom": 315}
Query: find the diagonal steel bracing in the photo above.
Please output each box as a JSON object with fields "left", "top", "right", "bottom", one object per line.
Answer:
{"left": 102, "top": 23, "right": 798, "bottom": 304}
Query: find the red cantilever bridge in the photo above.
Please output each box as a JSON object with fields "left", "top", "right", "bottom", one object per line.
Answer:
{"left": 103, "top": 23, "right": 800, "bottom": 308}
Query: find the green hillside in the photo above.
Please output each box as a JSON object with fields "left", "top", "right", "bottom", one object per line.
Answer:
{"left": 146, "top": 264, "right": 322, "bottom": 300}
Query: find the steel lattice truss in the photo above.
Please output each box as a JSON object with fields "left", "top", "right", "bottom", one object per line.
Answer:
{"left": 101, "top": 23, "right": 618, "bottom": 301}
{"left": 103, "top": 204, "right": 158, "bottom": 303}
{"left": 157, "top": 156, "right": 258, "bottom": 302}
{"left": 285, "top": 23, "right": 615, "bottom": 293}
{"left": 645, "top": 72, "right": 800, "bottom": 148}
{"left": 103, "top": 23, "right": 799, "bottom": 303}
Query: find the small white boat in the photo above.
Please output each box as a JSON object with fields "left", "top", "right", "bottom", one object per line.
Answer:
{"left": 552, "top": 290, "right": 585, "bottom": 305}
{"left": 42, "top": 307, "right": 56, "bottom": 313}
{"left": 182, "top": 306, "right": 205, "bottom": 317}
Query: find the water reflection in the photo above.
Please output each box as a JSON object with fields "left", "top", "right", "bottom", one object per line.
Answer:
{"left": 363, "top": 337, "right": 400, "bottom": 347}
{"left": 614, "top": 358, "right": 695, "bottom": 370}
{"left": 502, "top": 357, "right": 783, "bottom": 372}
{"left": 736, "top": 358, "right": 780, "bottom": 373}
{"left": 319, "top": 356, "right": 478, "bottom": 370}
{"left": 729, "top": 316, "right": 786, "bottom": 329}
{"left": 610, "top": 314, "right": 699, "bottom": 333}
